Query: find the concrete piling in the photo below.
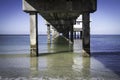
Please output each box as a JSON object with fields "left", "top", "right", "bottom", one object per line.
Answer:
{"left": 80, "top": 31, "right": 83, "bottom": 39}
{"left": 23, "top": 0, "right": 97, "bottom": 57}
{"left": 74, "top": 31, "right": 76, "bottom": 39}
{"left": 47, "top": 24, "right": 51, "bottom": 44}
{"left": 82, "top": 12, "right": 90, "bottom": 56}
{"left": 70, "top": 26, "right": 74, "bottom": 43}
{"left": 30, "top": 12, "right": 38, "bottom": 57}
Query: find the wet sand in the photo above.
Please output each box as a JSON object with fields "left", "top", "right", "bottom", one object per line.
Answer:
{"left": 0, "top": 37, "right": 120, "bottom": 80}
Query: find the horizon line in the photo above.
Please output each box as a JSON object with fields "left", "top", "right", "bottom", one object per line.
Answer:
{"left": 0, "top": 34, "right": 120, "bottom": 36}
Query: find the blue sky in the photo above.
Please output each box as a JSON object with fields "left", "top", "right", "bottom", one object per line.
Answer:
{"left": 0, "top": 0, "right": 120, "bottom": 35}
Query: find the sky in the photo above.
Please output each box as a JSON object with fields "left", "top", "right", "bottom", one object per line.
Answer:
{"left": 0, "top": 0, "right": 120, "bottom": 35}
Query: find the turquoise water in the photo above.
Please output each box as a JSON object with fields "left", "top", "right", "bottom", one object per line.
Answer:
{"left": 0, "top": 35, "right": 120, "bottom": 80}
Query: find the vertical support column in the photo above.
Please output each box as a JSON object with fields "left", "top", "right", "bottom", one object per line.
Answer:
{"left": 47, "top": 24, "right": 51, "bottom": 44}
{"left": 70, "top": 26, "right": 73, "bottom": 43}
{"left": 78, "top": 32, "right": 79, "bottom": 39}
{"left": 51, "top": 26, "right": 55, "bottom": 42}
{"left": 82, "top": 12, "right": 90, "bottom": 56}
{"left": 30, "top": 12, "right": 38, "bottom": 57}
{"left": 77, "top": 32, "right": 79, "bottom": 39}
{"left": 74, "top": 31, "right": 76, "bottom": 39}
{"left": 80, "top": 31, "right": 83, "bottom": 39}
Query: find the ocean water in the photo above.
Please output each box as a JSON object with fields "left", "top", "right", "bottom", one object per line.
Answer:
{"left": 0, "top": 35, "right": 120, "bottom": 54}
{"left": 91, "top": 35, "right": 120, "bottom": 53}
{"left": 0, "top": 35, "right": 120, "bottom": 80}
{"left": 0, "top": 35, "right": 47, "bottom": 54}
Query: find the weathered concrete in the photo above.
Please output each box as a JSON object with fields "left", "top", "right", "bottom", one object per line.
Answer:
{"left": 23, "top": 0, "right": 97, "bottom": 56}
{"left": 47, "top": 23, "right": 51, "bottom": 44}
{"left": 23, "top": 0, "right": 96, "bottom": 12}
{"left": 63, "top": 28, "right": 69, "bottom": 39}
{"left": 74, "top": 15, "right": 83, "bottom": 39}
{"left": 51, "top": 27, "right": 55, "bottom": 41}
{"left": 22, "top": 0, "right": 36, "bottom": 12}
{"left": 51, "top": 28, "right": 59, "bottom": 41}
{"left": 82, "top": 13, "right": 90, "bottom": 56}
{"left": 23, "top": 0, "right": 96, "bottom": 31}
{"left": 74, "top": 28, "right": 82, "bottom": 32}
{"left": 30, "top": 12, "right": 38, "bottom": 57}
{"left": 70, "top": 26, "right": 74, "bottom": 43}
{"left": 80, "top": 31, "right": 83, "bottom": 39}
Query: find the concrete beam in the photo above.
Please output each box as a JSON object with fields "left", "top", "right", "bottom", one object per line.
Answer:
{"left": 82, "top": 13, "right": 90, "bottom": 56}
{"left": 30, "top": 12, "right": 38, "bottom": 57}
{"left": 23, "top": 0, "right": 37, "bottom": 12}
{"left": 23, "top": 0, "right": 97, "bottom": 13}
{"left": 74, "top": 28, "right": 82, "bottom": 32}
{"left": 63, "top": 29, "right": 69, "bottom": 39}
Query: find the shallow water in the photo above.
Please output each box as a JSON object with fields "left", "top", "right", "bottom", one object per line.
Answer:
{"left": 0, "top": 35, "right": 120, "bottom": 80}
{"left": 0, "top": 53, "right": 120, "bottom": 80}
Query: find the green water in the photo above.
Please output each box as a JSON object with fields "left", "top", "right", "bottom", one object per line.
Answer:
{"left": 0, "top": 36, "right": 120, "bottom": 80}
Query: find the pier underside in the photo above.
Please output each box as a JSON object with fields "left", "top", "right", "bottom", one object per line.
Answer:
{"left": 22, "top": 0, "right": 97, "bottom": 56}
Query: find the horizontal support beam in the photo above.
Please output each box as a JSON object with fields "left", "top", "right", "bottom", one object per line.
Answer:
{"left": 23, "top": 0, "right": 97, "bottom": 13}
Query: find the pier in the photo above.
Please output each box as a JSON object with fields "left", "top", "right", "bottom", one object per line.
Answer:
{"left": 74, "top": 15, "right": 83, "bottom": 39}
{"left": 22, "top": 0, "right": 97, "bottom": 57}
